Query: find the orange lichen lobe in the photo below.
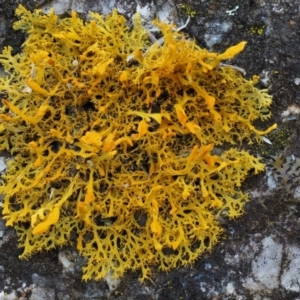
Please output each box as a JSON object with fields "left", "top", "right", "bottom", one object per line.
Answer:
{"left": 0, "top": 5, "right": 275, "bottom": 282}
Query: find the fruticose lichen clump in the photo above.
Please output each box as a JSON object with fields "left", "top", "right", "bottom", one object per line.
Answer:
{"left": 0, "top": 5, "right": 276, "bottom": 281}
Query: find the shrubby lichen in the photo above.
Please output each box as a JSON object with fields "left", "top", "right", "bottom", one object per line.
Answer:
{"left": 0, "top": 5, "right": 276, "bottom": 281}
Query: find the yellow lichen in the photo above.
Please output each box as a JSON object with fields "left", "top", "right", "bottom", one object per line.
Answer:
{"left": 0, "top": 5, "right": 275, "bottom": 281}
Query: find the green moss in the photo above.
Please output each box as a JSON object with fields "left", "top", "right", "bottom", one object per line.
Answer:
{"left": 258, "top": 124, "right": 292, "bottom": 157}
{"left": 249, "top": 24, "right": 266, "bottom": 36}
{"left": 177, "top": 3, "right": 197, "bottom": 18}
